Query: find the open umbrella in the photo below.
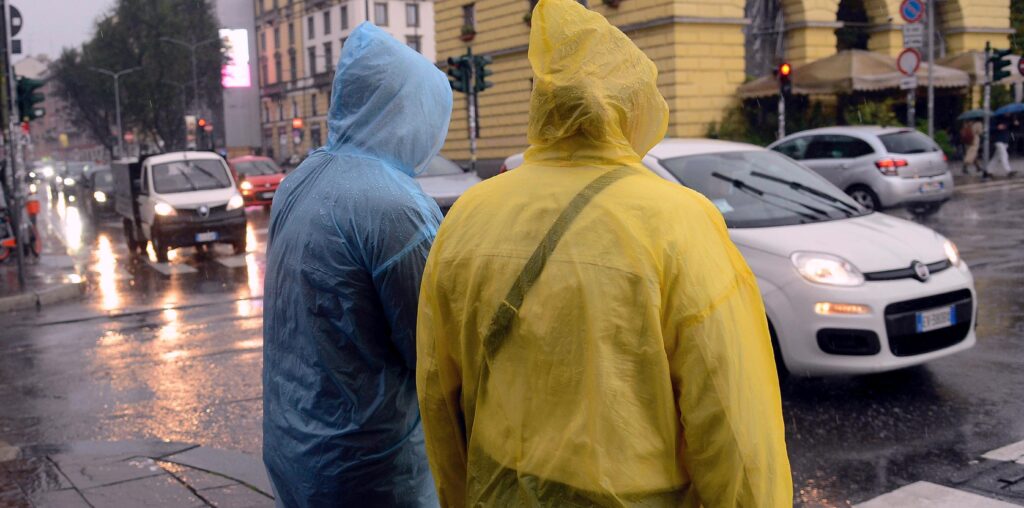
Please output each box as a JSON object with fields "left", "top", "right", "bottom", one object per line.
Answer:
{"left": 957, "top": 109, "right": 985, "bottom": 121}
{"left": 994, "top": 103, "right": 1024, "bottom": 116}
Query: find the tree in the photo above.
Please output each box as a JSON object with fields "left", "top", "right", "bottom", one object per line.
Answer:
{"left": 49, "top": 0, "right": 224, "bottom": 155}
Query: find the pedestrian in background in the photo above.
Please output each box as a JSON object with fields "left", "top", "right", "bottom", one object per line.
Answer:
{"left": 989, "top": 116, "right": 1015, "bottom": 177}
{"left": 416, "top": 0, "right": 792, "bottom": 506}
{"left": 961, "top": 119, "right": 984, "bottom": 176}
{"left": 262, "top": 22, "right": 451, "bottom": 507}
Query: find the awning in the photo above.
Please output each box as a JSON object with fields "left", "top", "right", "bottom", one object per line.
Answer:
{"left": 937, "top": 51, "right": 1024, "bottom": 86}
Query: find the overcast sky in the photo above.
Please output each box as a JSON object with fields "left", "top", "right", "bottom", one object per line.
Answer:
{"left": 16, "top": 0, "right": 116, "bottom": 61}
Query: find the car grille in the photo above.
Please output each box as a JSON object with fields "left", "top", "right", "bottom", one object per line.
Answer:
{"left": 168, "top": 205, "right": 235, "bottom": 223}
{"left": 884, "top": 289, "right": 973, "bottom": 357}
{"left": 864, "top": 259, "right": 951, "bottom": 282}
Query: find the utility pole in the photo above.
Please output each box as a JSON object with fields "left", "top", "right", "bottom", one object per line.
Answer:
{"left": 983, "top": 41, "right": 992, "bottom": 169}
{"left": 160, "top": 37, "right": 218, "bottom": 117}
{"left": 926, "top": 0, "right": 934, "bottom": 138}
{"left": 89, "top": 66, "right": 141, "bottom": 158}
{"left": 0, "top": 0, "right": 25, "bottom": 290}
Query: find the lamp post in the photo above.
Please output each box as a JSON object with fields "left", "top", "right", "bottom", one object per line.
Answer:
{"left": 159, "top": 36, "right": 219, "bottom": 116}
{"left": 89, "top": 66, "right": 142, "bottom": 158}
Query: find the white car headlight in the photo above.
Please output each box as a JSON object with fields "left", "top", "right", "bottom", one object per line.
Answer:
{"left": 42, "top": 166, "right": 54, "bottom": 178}
{"left": 154, "top": 202, "right": 176, "bottom": 216}
{"left": 943, "top": 239, "right": 960, "bottom": 266}
{"left": 94, "top": 191, "right": 107, "bottom": 203}
{"left": 63, "top": 177, "right": 76, "bottom": 186}
{"left": 226, "top": 194, "right": 245, "bottom": 211}
{"left": 791, "top": 252, "right": 865, "bottom": 286}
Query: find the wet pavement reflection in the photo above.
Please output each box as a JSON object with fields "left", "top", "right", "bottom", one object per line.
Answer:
{"left": 2, "top": 181, "right": 1024, "bottom": 506}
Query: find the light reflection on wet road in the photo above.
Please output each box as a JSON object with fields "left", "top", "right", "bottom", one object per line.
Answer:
{"left": 2, "top": 181, "right": 1024, "bottom": 506}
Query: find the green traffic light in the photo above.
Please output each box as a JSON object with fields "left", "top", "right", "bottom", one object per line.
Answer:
{"left": 990, "top": 48, "right": 1012, "bottom": 83}
{"left": 447, "top": 56, "right": 471, "bottom": 94}
{"left": 16, "top": 77, "right": 46, "bottom": 122}
{"left": 474, "top": 55, "right": 493, "bottom": 93}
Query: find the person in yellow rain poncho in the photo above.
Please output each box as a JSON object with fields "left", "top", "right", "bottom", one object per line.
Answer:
{"left": 416, "top": 0, "right": 792, "bottom": 506}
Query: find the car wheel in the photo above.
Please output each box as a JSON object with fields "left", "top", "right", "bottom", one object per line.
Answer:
{"left": 153, "top": 238, "right": 169, "bottom": 263}
{"left": 846, "top": 186, "right": 881, "bottom": 211}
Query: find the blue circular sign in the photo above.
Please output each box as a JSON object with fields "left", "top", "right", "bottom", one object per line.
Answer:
{"left": 900, "top": 0, "right": 925, "bottom": 23}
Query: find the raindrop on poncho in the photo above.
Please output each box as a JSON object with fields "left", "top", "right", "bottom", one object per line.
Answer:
{"left": 263, "top": 22, "right": 451, "bottom": 507}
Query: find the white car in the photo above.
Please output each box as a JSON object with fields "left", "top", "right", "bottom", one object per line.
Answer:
{"left": 416, "top": 155, "right": 483, "bottom": 214}
{"left": 502, "top": 139, "right": 976, "bottom": 376}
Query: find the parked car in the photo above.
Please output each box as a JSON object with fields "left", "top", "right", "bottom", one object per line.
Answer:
{"left": 83, "top": 166, "right": 115, "bottom": 218}
{"left": 113, "top": 151, "right": 247, "bottom": 262}
{"left": 502, "top": 139, "right": 976, "bottom": 376}
{"left": 415, "top": 155, "right": 482, "bottom": 214}
{"left": 767, "top": 126, "right": 952, "bottom": 214}
{"left": 228, "top": 155, "right": 285, "bottom": 209}
{"left": 59, "top": 162, "right": 91, "bottom": 204}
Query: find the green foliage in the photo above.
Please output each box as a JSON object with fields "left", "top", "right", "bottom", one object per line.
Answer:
{"left": 843, "top": 98, "right": 901, "bottom": 127}
{"left": 1012, "top": 0, "right": 1024, "bottom": 50}
{"left": 707, "top": 97, "right": 832, "bottom": 145}
{"left": 915, "top": 120, "right": 955, "bottom": 157}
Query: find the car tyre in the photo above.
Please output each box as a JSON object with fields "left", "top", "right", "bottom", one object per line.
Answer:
{"left": 846, "top": 185, "right": 881, "bottom": 211}
{"left": 153, "top": 238, "right": 169, "bottom": 263}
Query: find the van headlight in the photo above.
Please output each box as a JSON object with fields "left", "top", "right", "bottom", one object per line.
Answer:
{"left": 943, "top": 239, "right": 961, "bottom": 266}
{"left": 791, "top": 252, "right": 865, "bottom": 286}
{"left": 226, "top": 195, "right": 245, "bottom": 211}
{"left": 154, "top": 202, "right": 176, "bottom": 216}
{"left": 93, "top": 191, "right": 107, "bottom": 203}
{"left": 63, "top": 177, "right": 76, "bottom": 186}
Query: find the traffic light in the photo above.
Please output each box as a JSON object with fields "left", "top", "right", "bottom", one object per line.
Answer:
{"left": 198, "top": 118, "right": 208, "bottom": 128}
{"left": 473, "top": 55, "right": 493, "bottom": 93}
{"left": 990, "top": 48, "right": 1012, "bottom": 82}
{"left": 776, "top": 62, "right": 793, "bottom": 97}
{"left": 15, "top": 77, "right": 45, "bottom": 122}
{"left": 447, "top": 56, "right": 471, "bottom": 93}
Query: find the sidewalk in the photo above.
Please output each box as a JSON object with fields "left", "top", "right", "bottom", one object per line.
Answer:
{"left": 0, "top": 440, "right": 273, "bottom": 507}
{"left": 951, "top": 157, "right": 1024, "bottom": 187}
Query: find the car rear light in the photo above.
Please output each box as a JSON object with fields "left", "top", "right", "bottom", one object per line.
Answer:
{"left": 498, "top": 164, "right": 508, "bottom": 174}
{"left": 1, "top": 238, "right": 15, "bottom": 248}
{"left": 874, "top": 158, "right": 907, "bottom": 176}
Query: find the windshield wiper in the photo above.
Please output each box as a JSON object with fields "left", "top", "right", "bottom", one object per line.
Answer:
{"left": 749, "top": 171, "right": 858, "bottom": 216}
{"left": 710, "top": 172, "right": 825, "bottom": 222}
{"left": 178, "top": 169, "right": 199, "bottom": 191}
{"left": 189, "top": 163, "right": 224, "bottom": 185}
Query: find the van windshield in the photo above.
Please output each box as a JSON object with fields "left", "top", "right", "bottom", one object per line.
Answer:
{"left": 152, "top": 159, "right": 233, "bottom": 194}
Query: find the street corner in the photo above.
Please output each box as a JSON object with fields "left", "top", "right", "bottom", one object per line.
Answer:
{"left": 0, "top": 440, "right": 273, "bottom": 507}
{"left": 0, "top": 277, "right": 85, "bottom": 314}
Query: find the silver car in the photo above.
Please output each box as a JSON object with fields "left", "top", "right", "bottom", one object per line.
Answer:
{"left": 415, "top": 156, "right": 483, "bottom": 214}
{"left": 768, "top": 126, "right": 953, "bottom": 213}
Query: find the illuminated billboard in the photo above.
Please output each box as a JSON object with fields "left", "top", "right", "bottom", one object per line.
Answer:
{"left": 220, "top": 28, "right": 251, "bottom": 88}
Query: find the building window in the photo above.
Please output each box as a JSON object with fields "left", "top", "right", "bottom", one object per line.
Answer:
{"left": 287, "top": 22, "right": 294, "bottom": 46}
{"left": 406, "top": 35, "right": 421, "bottom": 53}
{"left": 260, "top": 32, "right": 266, "bottom": 51}
{"left": 462, "top": 4, "right": 475, "bottom": 28}
{"left": 263, "top": 104, "right": 270, "bottom": 123}
{"left": 292, "top": 99, "right": 299, "bottom": 118}
{"left": 323, "top": 11, "right": 331, "bottom": 35}
{"left": 277, "top": 102, "right": 284, "bottom": 121}
{"left": 406, "top": 3, "right": 420, "bottom": 27}
{"left": 323, "top": 42, "right": 334, "bottom": 71}
{"left": 341, "top": 5, "right": 349, "bottom": 29}
{"left": 312, "top": 93, "right": 318, "bottom": 116}
{"left": 311, "top": 123, "right": 322, "bottom": 148}
{"left": 308, "top": 46, "right": 317, "bottom": 75}
{"left": 273, "top": 26, "right": 280, "bottom": 47}
{"left": 261, "top": 59, "right": 269, "bottom": 85}
{"left": 274, "top": 53, "right": 282, "bottom": 82}
{"left": 307, "top": 16, "right": 315, "bottom": 39}
{"left": 374, "top": 3, "right": 388, "bottom": 26}
{"left": 289, "top": 51, "right": 297, "bottom": 80}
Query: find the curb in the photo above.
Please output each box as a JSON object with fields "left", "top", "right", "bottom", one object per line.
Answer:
{"left": 0, "top": 281, "right": 85, "bottom": 313}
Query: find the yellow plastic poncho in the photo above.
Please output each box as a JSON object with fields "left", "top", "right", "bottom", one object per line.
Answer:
{"left": 416, "top": 0, "right": 792, "bottom": 505}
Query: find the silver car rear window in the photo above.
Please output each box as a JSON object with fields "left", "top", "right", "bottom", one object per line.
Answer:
{"left": 879, "top": 131, "right": 939, "bottom": 154}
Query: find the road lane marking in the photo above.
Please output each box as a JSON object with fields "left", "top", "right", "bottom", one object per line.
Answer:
{"left": 216, "top": 255, "right": 249, "bottom": 268}
{"left": 854, "top": 481, "right": 1019, "bottom": 507}
{"left": 983, "top": 439, "right": 1024, "bottom": 463}
{"left": 146, "top": 260, "right": 199, "bottom": 275}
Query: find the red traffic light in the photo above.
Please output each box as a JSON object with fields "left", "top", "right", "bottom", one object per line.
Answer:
{"left": 291, "top": 117, "right": 304, "bottom": 129}
{"left": 198, "top": 118, "right": 207, "bottom": 127}
{"left": 778, "top": 63, "right": 792, "bottom": 77}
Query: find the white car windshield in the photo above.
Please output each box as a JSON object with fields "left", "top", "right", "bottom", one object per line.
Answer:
{"left": 659, "top": 150, "right": 867, "bottom": 228}
{"left": 152, "top": 159, "right": 233, "bottom": 194}
{"left": 419, "top": 156, "right": 463, "bottom": 177}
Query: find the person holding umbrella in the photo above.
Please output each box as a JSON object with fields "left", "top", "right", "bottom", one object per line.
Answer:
{"left": 988, "top": 114, "right": 1015, "bottom": 177}
{"left": 958, "top": 111, "right": 985, "bottom": 176}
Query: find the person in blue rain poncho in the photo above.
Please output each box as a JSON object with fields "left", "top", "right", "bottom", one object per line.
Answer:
{"left": 262, "top": 22, "right": 452, "bottom": 507}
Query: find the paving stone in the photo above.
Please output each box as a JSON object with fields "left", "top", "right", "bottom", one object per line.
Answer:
{"left": 0, "top": 474, "right": 29, "bottom": 507}
{"left": 160, "top": 461, "right": 238, "bottom": 490}
{"left": 200, "top": 484, "right": 275, "bottom": 507}
{"left": 21, "top": 440, "right": 196, "bottom": 461}
{"left": 163, "top": 446, "right": 272, "bottom": 496}
{"left": 81, "top": 474, "right": 205, "bottom": 508}
{"left": 31, "top": 488, "right": 91, "bottom": 508}
{"left": 1, "top": 456, "right": 73, "bottom": 493}
{"left": 56, "top": 455, "right": 164, "bottom": 489}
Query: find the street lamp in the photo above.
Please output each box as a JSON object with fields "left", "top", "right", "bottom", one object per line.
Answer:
{"left": 162, "top": 80, "right": 190, "bottom": 147}
{"left": 159, "top": 36, "right": 219, "bottom": 116}
{"left": 88, "top": 66, "right": 142, "bottom": 158}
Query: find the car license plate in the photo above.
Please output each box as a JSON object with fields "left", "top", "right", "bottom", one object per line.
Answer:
{"left": 919, "top": 181, "right": 943, "bottom": 193}
{"left": 261, "top": 191, "right": 275, "bottom": 199}
{"left": 195, "top": 231, "right": 219, "bottom": 243}
{"left": 915, "top": 305, "right": 956, "bottom": 333}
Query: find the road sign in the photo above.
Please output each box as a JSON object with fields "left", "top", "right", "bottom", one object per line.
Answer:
{"left": 900, "top": 76, "right": 919, "bottom": 90}
{"left": 902, "top": 23, "right": 925, "bottom": 49}
{"left": 900, "top": 0, "right": 924, "bottom": 23}
{"left": 9, "top": 6, "right": 22, "bottom": 37}
{"left": 897, "top": 48, "right": 922, "bottom": 76}
{"left": 1018, "top": 58, "right": 1024, "bottom": 78}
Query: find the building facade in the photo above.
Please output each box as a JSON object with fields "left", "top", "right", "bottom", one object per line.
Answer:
{"left": 255, "top": 0, "right": 436, "bottom": 164}
{"left": 435, "top": 0, "right": 1012, "bottom": 169}
{"left": 215, "top": 0, "right": 263, "bottom": 157}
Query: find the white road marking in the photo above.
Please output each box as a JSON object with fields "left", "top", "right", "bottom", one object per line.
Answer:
{"left": 855, "top": 481, "right": 1020, "bottom": 508}
{"left": 983, "top": 439, "right": 1024, "bottom": 463}
{"left": 146, "top": 260, "right": 199, "bottom": 275}
{"left": 216, "top": 255, "right": 249, "bottom": 268}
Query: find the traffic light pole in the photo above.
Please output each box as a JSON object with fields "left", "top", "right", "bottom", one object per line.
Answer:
{"left": 465, "top": 47, "right": 478, "bottom": 172}
{"left": 777, "top": 94, "right": 785, "bottom": 140}
{"left": 0, "top": 0, "right": 26, "bottom": 290}
{"left": 926, "top": 0, "right": 934, "bottom": 139}
{"left": 983, "top": 42, "right": 992, "bottom": 170}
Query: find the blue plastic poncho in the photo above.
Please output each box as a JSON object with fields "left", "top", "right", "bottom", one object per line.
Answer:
{"left": 262, "top": 22, "right": 452, "bottom": 507}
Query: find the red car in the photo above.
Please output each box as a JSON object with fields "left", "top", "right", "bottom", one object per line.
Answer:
{"left": 228, "top": 156, "right": 285, "bottom": 208}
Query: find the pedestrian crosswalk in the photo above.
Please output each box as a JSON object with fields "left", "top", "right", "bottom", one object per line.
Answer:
{"left": 855, "top": 439, "right": 1024, "bottom": 507}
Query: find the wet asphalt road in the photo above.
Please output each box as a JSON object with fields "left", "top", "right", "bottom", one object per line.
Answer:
{"left": 2, "top": 180, "right": 1024, "bottom": 506}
